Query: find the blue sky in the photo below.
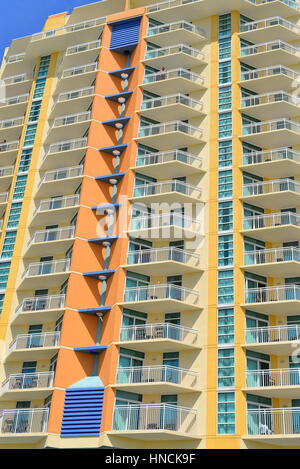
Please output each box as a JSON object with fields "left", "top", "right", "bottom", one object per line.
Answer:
{"left": 0, "top": 0, "right": 99, "bottom": 58}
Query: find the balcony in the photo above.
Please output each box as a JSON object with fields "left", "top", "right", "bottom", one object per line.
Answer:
{"left": 0, "top": 408, "right": 48, "bottom": 442}
{"left": 0, "top": 166, "right": 14, "bottom": 189}
{"left": 245, "top": 324, "right": 300, "bottom": 355}
{"left": 51, "top": 86, "right": 94, "bottom": 117}
{"left": 144, "top": 44, "right": 206, "bottom": 70}
{"left": 42, "top": 137, "right": 88, "bottom": 170}
{"left": 129, "top": 212, "right": 201, "bottom": 241}
{"left": 25, "top": 226, "right": 75, "bottom": 257}
{"left": 137, "top": 121, "right": 204, "bottom": 149}
{"left": 245, "top": 407, "right": 300, "bottom": 446}
{"left": 242, "top": 179, "right": 300, "bottom": 209}
{"left": 31, "top": 194, "right": 80, "bottom": 225}
{"left": 241, "top": 148, "right": 300, "bottom": 178}
{"left": 139, "top": 94, "right": 204, "bottom": 122}
{"left": 126, "top": 247, "right": 201, "bottom": 275}
{"left": 13, "top": 294, "right": 66, "bottom": 325}
{"left": 119, "top": 322, "right": 199, "bottom": 352}
{"left": 36, "top": 165, "right": 83, "bottom": 198}
{"left": 244, "top": 247, "right": 300, "bottom": 277}
{"left": 142, "top": 68, "right": 205, "bottom": 95}
{"left": 240, "top": 17, "right": 300, "bottom": 43}
{"left": 240, "top": 40, "right": 300, "bottom": 67}
{"left": 0, "top": 140, "right": 19, "bottom": 165}
{"left": 243, "top": 285, "right": 300, "bottom": 314}
{"left": 7, "top": 332, "right": 61, "bottom": 361}
{"left": 242, "top": 211, "right": 300, "bottom": 242}
{"left": 245, "top": 368, "right": 300, "bottom": 398}
{"left": 62, "top": 40, "right": 101, "bottom": 69}
{"left": 240, "top": 65, "right": 300, "bottom": 94}
{"left": 115, "top": 365, "right": 198, "bottom": 394}
{"left": 240, "top": 92, "right": 300, "bottom": 120}
{"left": 122, "top": 284, "right": 201, "bottom": 313}
{"left": 0, "top": 93, "right": 29, "bottom": 118}
{"left": 0, "top": 372, "right": 54, "bottom": 400}
{"left": 131, "top": 180, "right": 202, "bottom": 205}
{"left": 133, "top": 150, "right": 204, "bottom": 179}
{"left": 18, "top": 259, "right": 71, "bottom": 289}
{"left": 241, "top": 119, "right": 300, "bottom": 148}
{"left": 0, "top": 116, "right": 24, "bottom": 140}
{"left": 58, "top": 62, "right": 98, "bottom": 93}
{"left": 0, "top": 192, "right": 9, "bottom": 216}
{"left": 46, "top": 111, "right": 91, "bottom": 143}
{"left": 111, "top": 403, "right": 199, "bottom": 440}
{"left": 146, "top": 20, "right": 206, "bottom": 46}
{"left": 3, "top": 72, "right": 33, "bottom": 94}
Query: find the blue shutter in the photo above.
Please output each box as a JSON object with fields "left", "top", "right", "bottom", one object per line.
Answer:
{"left": 110, "top": 17, "right": 141, "bottom": 54}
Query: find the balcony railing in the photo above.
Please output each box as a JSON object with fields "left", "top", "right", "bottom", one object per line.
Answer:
{"left": 243, "top": 211, "right": 300, "bottom": 230}
{"left": 31, "top": 16, "right": 106, "bottom": 41}
{"left": 147, "top": 20, "right": 206, "bottom": 38}
{"left": 52, "top": 111, "right": 91, "bottom": 128}
{"left": 22, "top": 259, "right": 70, "bottom": 279}
{"left": 240, "top": 16, "right": 300, "bottom": 34}
{"left": 116, "top": 365, "right": 197, "bottom": 387}
{"left": 2, "top": 372, "right": 54, "bottom": 393}
{"left": 141, "top": 93, "right": 203, "bottom": 112}
{"left": 242, "top": 118, "right": 300, "bottom": 136}
{"left": 138, "top": 121, "right": 203, "bottom": 139}
{"left": 0, "top": 408, "right": 49, "bottom": 435}
{"left": 246, "top": 368, "right": 300, "bottom": 388}
{"left": 241, "top": 91, "right": 300, "bottom": 108}
{"left": 0, "top": 166, "right": 14, "bottom": 177}
{"left": 34, "top": 194, "right": 80, "bottom": 214}
{"left": 3, "top": 72, "right": 33, "bottom": 86}
{"left": 6, "top": 53, "right": 25, "bottom": 63}
{"left": 130, "top": 212, "right": 201, "bottom": 233}
{"left": 240, "top": 65, "right": 300, "bottom": 83}
{"left": 241, "top": 40, "right": 300, "bottom": 57}
{"left": 61, "top": 62, "right": 98, "bottom": 79}
{"left": 120, "top": 322, "right": 198, "bottom": 344}
{"left": 145, "top": 44, "right": 205, "bottom": 61}
{"left": 143, "top": 67, "right": 205, "bottom": 87}
{"left": 135, "top": 149, "right": 203, "bottom": 170}
{"left": 133, "top": 180, "right": 202, "bottom": 199}
{"left": 243, "top": 179, "right": 300, "bottom": 196}
{"left": 66, "top": 40, "right": 101, "bottom": 56}
{"left": 38, "top": 166, "right": 83, "bottom": 187}
{"left": 127, "top": 247, "right": 200, "bottom": 266}
{"left": 245, "top": 285, "right": 300, "bottom": 304}
{"left": 124, "top": 284, "right": 200, "bottom": 304}
{"left": 247, "top": 407, "right": 300, "bottom": 436}
{"left": 47, "top": 137, "right": 87, "bottom": 155}
{"left": 0, "top": 116, "right": 24, "bottom": 129}
{"left": 0, "top": 140, "right": 19, "bottom": 153}
{"left": 246, "top": 324, "right": 300, "bottom": 344}
{"left": 9, "top": 331, "right": 61, "bottom": 351}
{"left": 15, "top": 294, "right": 66, "bottom": 316}
{"left": 0, "top": 192, "right": 8, "bottom": 204}
{"left": 113, "top": 403, "right": 197, "bottom": 434}
{"left": 55, "top": 87, "right": 94, "bottom": 104}
{"left": 245, "top": 247, "right": 300, "bottom": 266}
{"left": 242, "top": 147, "right": 300, "bottom": 166}
{"left": 0, "top": 93, "right": 29, "bottom": 107}
{"left": 28, "top": 226, "right": 75, "bottom": 246}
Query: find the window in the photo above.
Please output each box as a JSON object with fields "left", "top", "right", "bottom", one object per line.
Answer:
{"left": 218, "top": 392, "right": 235, "bottom": 434}
{"left": 218, "top": 270, "right": 234, "bottom": 305}
{"left": 0, "top": 262, "right": 11, "bottom": 290}
{"left": 218, "top": 86, "right": 232, "bottom": 110}
{"left": 13, "top": 175, "right": 27, "bottom": 200}
{"left": 23, "top": 124, "right": 37, "bottom": 147}
{"left": 219, "top": 38, "right": 232, "bottom": 60}
{"left": 219, "top": 61, "right": 232, "bottom": 85}
{"left": 218, "top": 234, "right": 233, "bottom": 267}
{"left": 218, "top": 140, "right": 232, "bottom": 168}
{"left": 219, "top": 14, "right": 231, "bottom": 39}
{"left": 218, "top": 308, "right": 234, "bottom": 344}
{"left": 218, "top": 201, "right": 233, "bottom": 232}
{"left": 218, "top": 348, "right": 235, "bottom": 387}
{"left": 218, "top": 170, "right": 233, "bottom": 199}
{"left": 219, "top": 112, "right": 232, "bottom": 139}
{"left": 7, "top": 203, "right": 22, "bottom": 229}
{"left": 1, "top": 231, "right": 17, "bottom": 258}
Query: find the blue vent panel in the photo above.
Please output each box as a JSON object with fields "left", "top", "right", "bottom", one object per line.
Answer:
{"left": 61, "top": 387, "right": 104, "bottom": 437}
{"left": 110, "top": 17, "right": 141, "bottom": 54}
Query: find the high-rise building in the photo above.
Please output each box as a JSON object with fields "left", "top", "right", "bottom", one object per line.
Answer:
{"left": 0, "top": 0, "right": 300, "bottom": 450}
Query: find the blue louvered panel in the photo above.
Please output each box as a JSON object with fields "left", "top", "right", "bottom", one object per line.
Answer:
{"left": 61, "top": 387, "right": 104, "bottom": 437}
{"left": 110, "top": 17, "right": 141, "bottom": 53}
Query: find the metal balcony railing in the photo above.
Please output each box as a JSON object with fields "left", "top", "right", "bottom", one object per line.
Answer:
{"left": 246, "top": 368, "right": 300, "bottom": 388}
{"left": 243, "top": 179, "right": 300, "bottom": 196}
{"left": 55, "top": 87, "right": 94, "bottom": 104}
{"left": 0, "top": 166, "right": 14, "bottom": 177}
{"left": 15, "top": 294, "right": 66, "bottom": 315}
{"left": 113, "top": 403, "right": 198, "bottom": 434}
{"left": 248, "top": 0, "right": 300, "bottom": 10}
{"left": 240, "top": 65, "right": 300, "bottom": 83}
{"left": 145, "top": 44, "right": 205, "bottom": 61}
{"left": 246, "top": 324, "right": 300, "bottom": 344}
{"left": 61, "top": 62, "right": 98, "bottom": 79}
{"left": 127, "top": 247, "right": 200, "bottom": 266}
{"left": 241, "top": 91, "right": 300, "bottom": 108}
{"left": 0, "top": 117, "right": 24, "bottom": 129}
{"left": 0, "top": 192, "right": 8, "bottom": 204}
{"left": 135, "top": 149, "right": 203, "bottom": 170}
{"left": 245, "top": 285, "right": 300, "bottom": 304}
{"left": 47, "top": 137, "right": 87, "bottom": 155}
{"left": 141, "top": 93, "right": 203, "bottom": 112}
{"left": 66, "top": 40, "right": 101, "bottom": 56}
{"left": 2, "top": 371, "right": 54, "bottom": 393}
{"left": 52, "top": 111, "right": 91, "bottom": 128}
{"left": 0, "top": 93, "right": 29, "bottom": 107}
{"left": 247, "top": 407, "right": 300, "bottom": 436}
{"left": 143, "top": 67, "right": 205, "bottom": 87}
{"left": 6, "top": 53, "right": 25, "bottom": 63}
{"left": 31, "top": 16, "right": 106, "bottom": 41}
{"left": 28, "top": 226, "right": 75, "bottom": 246}
{"left": 120, "top": 322, "right": 198, "bottom": 344}
{"left": 38, "top": 165, "right": 83, "bottom": 186}
{"left": 138, "top": 121, "right": 203, "bottom": 139}
{"left": 243, "top": 211, "right": 300, "bottom": 230}
{"left": 0, "top": 408, "right": 49, "bottom": 434}
{"left": 240, "top": 40, "right": 300, "bottom": 57}
{"left": 245, "top": 247, "right": 300, "bottom": 266}
{"left": 133, "top": 180, "right": 202, "bottom": 199}
{"left": 242, "top": 147, "right": 300, "bottom": 166}
{"left": 9, "top": 331, "right": 61, "bottom": 351}
{"left": 35, "top": 194, "right": 80, "bottom": 214}
{"left": 147, "top": 0, "right": 202, "bottom": 14}
{"left": 242, "top": 118, "right": 300, "bottom": 136}
{"left": 130, "top": 212, "right": 201, "bottom": 233}
{"left": 116, "top": 365, "right": 198, "bottom": 387}
{"left": 147, "top": 20, "right": 206, "bottom": 38}
{"left": 124, "top": 284, "right": 200, "bottom": 304}
{"left": 240, "top": 16, "right": 300, "bottom": 33}
{"left": 3, "top": 72, "right": 33, "bottom": 86}
{"left": 22, "top": 259, "right": 70, "bottom": 279}
{"left": 0, "top": 140, "right": 19, "bottom": 153}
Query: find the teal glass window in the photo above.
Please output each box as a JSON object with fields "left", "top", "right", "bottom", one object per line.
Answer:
{"left": 13, "top": 175, "right": 27, "bottom": 200}
{"left": 23, "top": 124, "right": 37, "bottom": 147}
{"left": 219, "top": 61, "right": 232, "bottom": 85}
{"left": 1, "top": 231, "right": 17, "bottom": 258}
{"left": 218, "top": 86, "right": 232, "bottom": 110}
{"left": 218, "top": 392, "right": 235, "bottom": 434}
{"left": 218, "top": 14, "right": 231, "bottom": 38}
{"left": 218, "top": 348, "right": 235, "bottom": 387}
{"left": 218, "top": 270, "right": 234, "bottom": 305}
{"left": 218, "top": 234, "right": 234, "bottom": 267}
{"left": 7, "top": 203, "right": 22, "bottom": 229}
{"left": 219, "top": 112, "right": 232, "bottom": 139}
{"left": 0, "top": 262, "right": 11, "bottom": 290}
{"left": 218, "top": 308, "right": 234, "bottom": 344}
{"left": 219, "top": 38, "right": 232, "bottom": 60}
{"left": 218, "top": 170, "right": 233, "bottom": 199}
{"left": 18, "top": 149, "right": 32, "bottom": 173}
{"left": 218, "top": 140, "right": 232, "bottom": 168}
{"left": 218, "top": 201, "right": 233, "bottom": 232}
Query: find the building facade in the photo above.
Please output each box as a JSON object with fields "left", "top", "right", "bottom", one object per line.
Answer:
{"left": 0, "top": 0, "right": 299, "bottom": 450}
